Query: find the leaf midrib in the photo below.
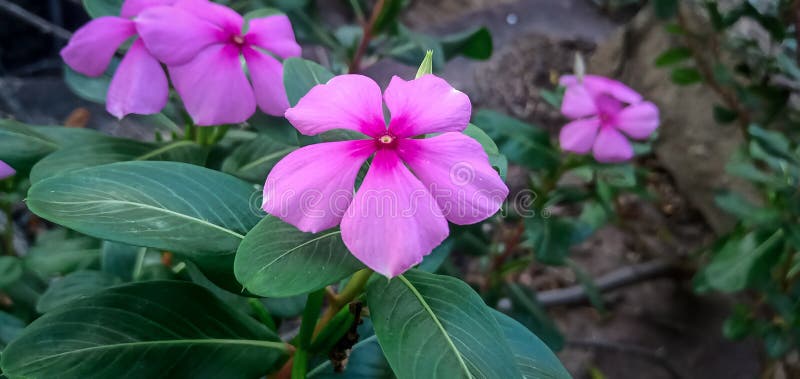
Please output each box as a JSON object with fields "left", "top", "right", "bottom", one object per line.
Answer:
{"left": 398, "top": 275, "right": 474, "bottom": 379}
{"left": 250, "top": 230, "right": 342, "bottom": 278}
{"left": 136, "top": 141, "right": 199, "bottom": 161}
{"left": 13, "top": 338, "right": 288, "bottom": 369}
{"left": 38, "top": 199, "right": 245, "bottom": 240}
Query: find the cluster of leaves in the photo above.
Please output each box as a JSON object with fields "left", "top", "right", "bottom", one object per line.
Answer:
{"left": 654, "top": 0, "right": 800, "bottom": 358}
{"left": 0, "top": 1, "right": 572, "bottom": 378}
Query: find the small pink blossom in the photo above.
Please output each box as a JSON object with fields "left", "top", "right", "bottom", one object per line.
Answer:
{"left": 262, "top": 74, "right": 509, "bottom": 277}
{"left": 60, "top": 0, "right": 176, "bottom": 119}
{"left": 136, "top": 0, "right": 301, "bottom": 125}
{"left": 559, "top": 75, "right": 659, "bottom": 163}
{"left": 0, "top": 161, "right": 15, "bottom": 180}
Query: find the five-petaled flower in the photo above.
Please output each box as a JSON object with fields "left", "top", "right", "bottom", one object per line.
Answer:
{"left": 262, "top": 74, "right": 509, "bottom": 277}
{"left": 136, "top": 0, "right": 301, "bottom": 125}
{"left": 0, "top": 161, "right": 15, "bottom": 180}
{"left": 559, "top": 75, "right": 660, "bottom": 163}
{"left": 60, "top": 0, "right": 177, "bottom": 119}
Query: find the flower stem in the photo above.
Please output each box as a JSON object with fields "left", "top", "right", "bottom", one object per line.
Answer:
{"left": 248, "top": 298, "right": 277, "bottom": 331}
{"left": 348, "top": 0, "right": 386, "bottom": 73}
{"left": 313, "top": 269, "right": 373, "bottom": 337}
{"left": 2, "top": 200, "right": 14, "bottom": 256}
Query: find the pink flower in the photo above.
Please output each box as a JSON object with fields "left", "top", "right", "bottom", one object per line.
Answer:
{"left": 262, "top": 74, "right": 509, "bottom": 277}
{"left": 136, "top": 0, "right": 301, "bottom": 125}
{"left": 0, "top": 161, "right": 14, "bottom": 180}
{"left": 60, "top": 0, "right": 176, "bottom": 119}
{"left": 559, "top": 75, "right": 659, "bottom": 163}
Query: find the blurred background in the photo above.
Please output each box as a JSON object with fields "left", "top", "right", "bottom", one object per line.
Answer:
{"left": 1, "top": 0, "right": 795, "bottom": 378}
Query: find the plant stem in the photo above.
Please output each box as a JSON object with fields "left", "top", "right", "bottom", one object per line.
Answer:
{"left": 248, "top": 298, "right": 277, "bottom": 331}
{"left": 314, "top": 269, "right": 373, "bottom": 336}
{"left": 348, "top": 0, "right": 386, "bottom": 73}
{"left": 290, "top": 349, "right": 308, "bottom": 379}
{"left": 291, "top": 289, "right": 325, "bottom": 378}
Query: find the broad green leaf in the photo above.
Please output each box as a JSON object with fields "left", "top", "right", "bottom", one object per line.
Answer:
{"left": 526, "top": 216, "right": 576, "bottom": 266}
{"left": 101, "top": 241, "right": 144, "bottom": 281}
{"left": 471, "top": 110, "right": 558, "bottom": 171}
{"left": 30, "top": 138, "right": 206, "bottom": 183}
{"left": 221, "top": 136, "right": 297, "bottom": 182}
{"left": 263, "top": 294, "right": 308, "bottom": 318}
{"left": 0, "top": 256, "right": 22, "bottom": 289}
{"left": 670, "top": 67, "right": 702, "bottom": 85}
{"left": 441, "top": 27, "right": 492, "bottom": 60}
{"left": 654, "top": 47, "right": 691, "bottom": 67}
{"left": 64, "top": 63, "right": 113, "bottom": 103}
{"left": 418, "top": 238, "right": 454, "bottom": 273}
{"left": 463, "top": 123, "right": 507, "bottom": 179}
{"left": 366, "top": 269, "right": 520, "bottom": 379}
{"left": 1, "top": 281, "right": 289, "bottom": 378}
{"left": 34, "top": 126, "right": 110, "bottom": 146}
{"left": 492, "top": 310, "right": 571, "bottom": 379}
{"left": 235, "top": 216, "right": 363, "bottom": 297}
{"left": 0, "top": 311, "right": 25, "bottom": 349}
{"left": 283, "top": 58, "right": 335, "bottom": 106}
{"left": 714, "top": 191, "right": 779, "bottom": 225}
{"left": 0, "top": 119, "right": 58, "bottom": 172}
{"left": 24, "top": 229, "right": 100, "bottom": 277}
{"left": 26, "top": 161, "right": 261, "bottom": 288}
{"left": 704, "top": 230, "right": 785, "bottom": 292}
{"left": 387, "top": 28, "right": 446, "bottom": 71}
{"left": 82, "top": 0, "right": 123, "bottom": 17}
{"left": 506, "top": 283, "right": 564, "bottom": 351}
{"left": 36, "top": 270, "right": 121, "bottom": 313}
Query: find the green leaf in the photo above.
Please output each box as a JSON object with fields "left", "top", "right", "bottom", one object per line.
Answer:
{"left": 24, "top": 229, "right": 100, "bottom": 277}
{"left": 221, "top": 136, "right": 297, "bottom": 182}
{"left": 36, "top": 270, "right": 121, "bottom": 313}
{"left": 64, "top": 63, "right": 114, "bottom": 103}
{"left": 235, "top": 216, "right": 363, "bottom": 297}
{"left": 386, "top": 27, "right": 446, "bottom": 71}
{"left": 492, "top": 310, "right": 571, "bottom": 379}
{"left": 26, "top": 161, "right": 261, "bottom": 288}
{"left": 101, "top": 241, "right": 144, "bottom": 281}
{"left": 30, "top": 138, "right": 207, "bottom": 183}
{"left": 471, "top": 110, "right": 557, "bottom": 171}
{"left": 308, "top": 320, "right": 394, "bottom": 378}
{"left": 283, "top": 58, "right": 335, "bottom": 106}
{"left": 366, "top": 269, "right": 521, "bottom": 379}
{"left": 417, "top": 238, "right": 454, "bottom": 273}
{"left": 81, "top": 0, "right": 123, "bottom": 17}
{"left": 704, "top": 230, "right": 785, "bottom": 292}
{"left": 0, "top": 119, "right": 58, "bottom": 172}
{"left": 654, "top": 47, "right": 692, "bottom": 67}
{"left": 526, "top": 217, "right": 576, "bottom": 266}
{"left": 415, "top": 50, "right": 434, "bottom": 79}
{"left": 1, "top": 281, "right": 289, "bottom": 378}
{"left": 670, "top": 67, "right": 703, "bottom": 85}
{"left": 714, "top": 191, "right": 779, "bottom": 225}
{"left": 0, "top": 311, "right": 25, "bottom": 349}
{"left": 441, "top": 27, "right": 492, "bottom": 60}
{"left": 462, "top": 123, "right": 507, "bottom": 179}
{"left": 506, "top": 283, "right": 564, "bottom": 351}
{"left": 0, "top": 256, "right": 23, "bottom": 289}
{"left": 722, "top": 304, "right": 753, "bottom": 340}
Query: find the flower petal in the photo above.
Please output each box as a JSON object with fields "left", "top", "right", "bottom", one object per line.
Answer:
{"left": 583, "top": 75, "right": 642, "bottom": 104}
{"left": 263, "top": 140, "right": 375, "bottom": 233}
{"left": 106, "top": 39, "right": 168, "bottom": 119}
{"left": 385, "top": 74, "right": 471, "bottom": 138}
{"left": 60, "top": 17, "right": 136, "bottom": 76}
{"left": 341, "top": 149, "right": 449, "bottom": 278}
{"left": 0, "top": 161, "right": 15, "bottom": 180}
{"left": 168, "top": 44, "right": 256, "bottom": 126}
{"left": 615, "top": 101, "right": 660, "bottom": 140}
{"left": 242, "top": 46, "right": 289, "bottom": 117}
{"left": 285, "top": 75, "right": 386, "bottom": 137}
{"left": 593, "top": 127, "right": 633, "bottom": 163}
{"left": 560, "top": 83, "right": 597, "bottom": 119}
{"left": 559, "top": 117, "right": 600, "bottom": 154}
{"left": 135, "top": 5, "right": 228, "bottom": 66}
{"left": 244, "top": 15, "right": 301, "bottom": 59}
{"left": 397, "top": 133, "right": 508, "bottom": 225}
{"left": 120, "top": 0, "right": 176, "bottom": 18}
{"left": 176, "top": 0, "right": 243, "bottom": 34}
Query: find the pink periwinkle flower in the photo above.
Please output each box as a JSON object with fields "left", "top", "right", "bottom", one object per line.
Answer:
{"left": 136, "top": 0, "right": 301, "bottom": 125}
{"left": 262, "top": 74, "right": 509, "bottom": 277}
{"left": 0, "top": 161, "right": 15, "bottom": 180}
{"left": 559, "top": 75, "right": 660, "bottom": 163}
{"left": 61, "top": 0, "right": 177, "bottom": 119}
